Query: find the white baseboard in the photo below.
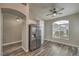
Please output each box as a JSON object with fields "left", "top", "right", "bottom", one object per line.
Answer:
{"left": 3, "top": 40, "right": 22, "bottom": 46}
{"left": 45, "top": 39, "right": 79, "bottom": 48}
{"left": 22, "top": 46, "right": 28, "bottom": 52}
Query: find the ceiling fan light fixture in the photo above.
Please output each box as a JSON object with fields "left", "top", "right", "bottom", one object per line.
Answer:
{"left": 53, "top": 13, "right": 57, "bottom": 16}
{"left": 47, "top": 8, "right": 64, "bottom": 17}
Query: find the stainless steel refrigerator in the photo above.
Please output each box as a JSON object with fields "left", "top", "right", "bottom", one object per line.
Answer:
{"left": 29, "top": 24, "right": 41, "bottom": 51}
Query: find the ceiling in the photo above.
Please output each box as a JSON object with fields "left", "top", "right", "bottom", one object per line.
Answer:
{"left": 29, "top": 3, "right": 79, "bottom": 20}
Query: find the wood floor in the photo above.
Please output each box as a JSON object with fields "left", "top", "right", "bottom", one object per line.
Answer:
{"left": 3, "top": 42, "right": 22, "bottom": 56}
{"left": 3, "top": 40, "right": 78, "bottom": 56}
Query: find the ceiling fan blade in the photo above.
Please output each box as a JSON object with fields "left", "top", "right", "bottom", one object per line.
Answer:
{"left": 57, "top": 8, "right": 64, "bottom": 12}
{"left": 46, "top": 13, "right": 53, "bottom": 16}
{"left": 49, "top": 9, "right": 54, "bottom": 12}
{"left": 58, "top": 13, "right": 63, "bottom": 14}
{"left": 50, "top": 8, "right": 56, "bottom": 12}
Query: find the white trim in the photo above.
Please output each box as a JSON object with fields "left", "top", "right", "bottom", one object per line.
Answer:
{"left": 45, "top": 39, "right": 79, "bottom": 48}
{"left": 22, "top": 46, "right": 28, "bottom": 52}
{"left": 3, "top": 40, "right": 22, "bottom": 46}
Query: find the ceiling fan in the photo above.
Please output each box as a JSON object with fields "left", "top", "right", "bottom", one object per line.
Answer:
{"left": 46, "top": 8, "right": 64, "bottom": 16}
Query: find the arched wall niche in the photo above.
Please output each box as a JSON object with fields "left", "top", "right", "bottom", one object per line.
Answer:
{"left": 0, "top": 4, "right": 27, "bottom": 55}
{"left": 2, "top": 8, "right": 26, "bottom": 20}
{"left": 0, "top": 3, "right": 27, "bottom": 16}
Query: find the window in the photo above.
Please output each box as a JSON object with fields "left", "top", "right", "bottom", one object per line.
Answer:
{"left": 52, "top": 20, "right": 69, "bottom": 40}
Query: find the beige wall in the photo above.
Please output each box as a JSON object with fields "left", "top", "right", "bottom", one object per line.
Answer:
{"left": 22, "top": 4, "right": 37, "bottom": 52}
{"left": 39, "top": 20, "right": 44, "bottom": 44}
{"left": 3, "top": 13, "right": 24, "bottom": 44}
{"left": 0, "top": 9, "right": 1, "bottom": 55}
{"left": 0, "top": 9, "right": 3, "bottom": 55}
{"left": 44, "top": 13, "right": 79, "bottom": 47}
